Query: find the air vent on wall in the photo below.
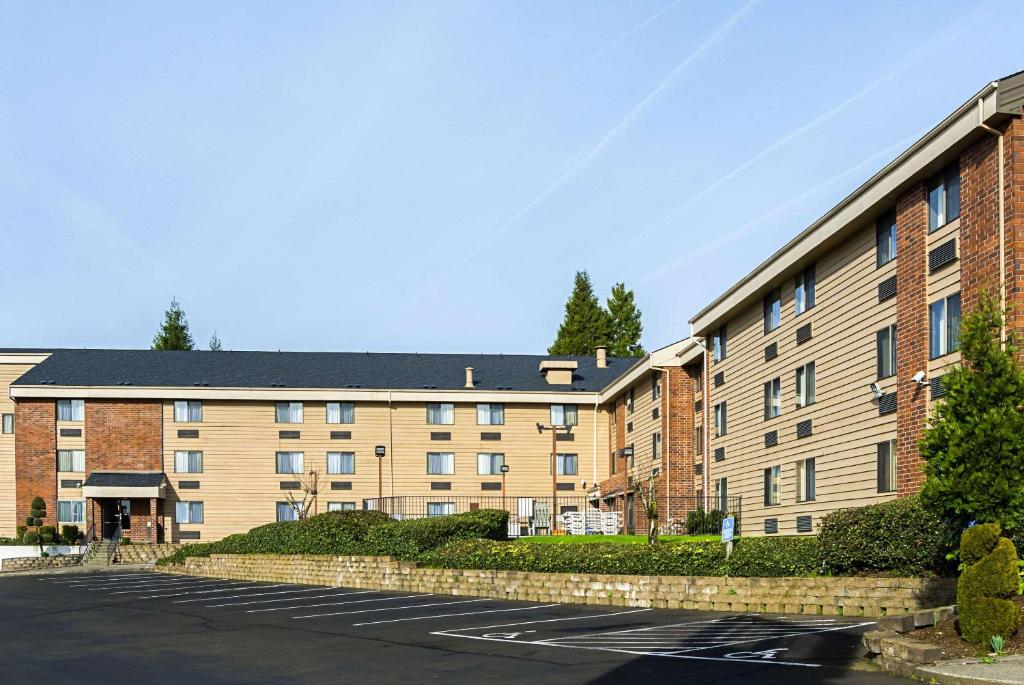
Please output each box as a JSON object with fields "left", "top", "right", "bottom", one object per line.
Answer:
{"left": 331, "top": 481, "right": 352, "bottom": 490}
{"left": 177, "top": 430, "right": 199, "bottom": 439}
{"left": 879, "top": 392, "right": 897, "bottom": 415}
{"left": 179, "top": 531, "right": 201, "bottom": 540}
{"left": 764, "top": 430, "right": 778, "bottom": 448}
{"left": 713, "top": 371, "right": 725, "bottom": 388}
{"left": 694, "top": 399, "right": 702, "bottom": 413}
{"left": 556, "top": 483, "right": 575, "bottom": 491}
{"left": 481, "top": 482, "right": 502, "bottom": 491}
{"left": 430, "top": 482, "right": 452, "bottom": 490}
{"left": 930, "top": 375, "right": 946, "bottom": 399}
{"left": 279, "top": 481, "right": 300, "bottom": 490}
{"left": 796, "top": 419, "right": 813, "bottom": 438}
{"left": 764, "top": 518, "right": 779, "bottom": 534}
{"left": 713, "top": 447, "right": 725, "bottom": 462}
{"left": 279, "top": 430, "right": 300, "bottom": 439}
{"left": 694, "top": 463, "right": 703, "bottom": 475}
{"left": 796, "top": 515, "right": 813, "bottom": 533}
{"left": 626, "top": 422, "right": 633, "bottom": 433}
{"left": 330, "top": 431, "right": 352, "bottom": 440}
{"left": 878, "top": 275, "right": 897, "bottom": 302}
{"left": 59, "top": 428, "right": 82, "bottom": 438}
{"left": 929, "top": 238, "right": 957, "bottom": 273}
{"left": 60, "top": 479, "right": 83, "bottom": 489}
{"left": 652, "top": 407, "right": 659, "bottom": 420}
{"left": 430, "top": 432, "right": 452, "bottom": 441}
{"left": 796, "top": 323, "right": 812, "bottom": 344}
{"left": 556, "top": 432, "right": 575, "bottom": 441}
{"left": 178, "top": 481, "right": 200, "bottom": 490}
{"left": 481, "top": 432, "right": 501, "bottom": 441}
{"left": 764, "top": 342, "right": 778, "bottom": 361}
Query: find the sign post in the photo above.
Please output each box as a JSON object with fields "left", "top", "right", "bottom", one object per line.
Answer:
{"left": 721, "top": 515, "right": 735, "bottom": 559}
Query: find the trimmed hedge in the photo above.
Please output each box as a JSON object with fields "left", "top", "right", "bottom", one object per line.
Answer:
{"left": 159, "top": 509, "right": 507, "bottom": 566}
{"left": 419, "top": 536, "right": 821, "bottom": 578}
{"left": 818, "top": 496, "right": 952, "bottom": 576}
{"left": 957, "top": 524, "right": 1021, "bottom": 644}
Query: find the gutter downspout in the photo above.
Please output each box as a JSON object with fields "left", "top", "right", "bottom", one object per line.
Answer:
{"left": 593, "top": 396, "right": 599, "bottom": 486}
{"left": 978, "top": 98, "right": 1007, "bottom": 343}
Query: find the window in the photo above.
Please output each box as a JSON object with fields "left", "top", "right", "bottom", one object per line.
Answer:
{"left": 652, "top": 373, "right": 662, "bottom": 400}
{"left": 276, "top": 502, "right": 299, "bottom": 522}
{"left": 714, "top": 477, "right": 728, "bottom": 512}
{"left": 712, "top": 326, "right": 727, "bottom": 363}
{"left": 327, "top": 452, "right": 355, "bottom": 475}
{"left": 1, "top": 413, "right": 12, "bottom": 434}
{"left": 876, "top": 210, "right": 897, "bottom": 266}
{"left": 275, "top": 451, "right": 304, "bottom": 474}
{"left": 556, "top": 453, "right": 578, "bottom": 476}
{"left": 694, "top": 426, "right": 703, "bottom": 454}
{"left": 763, "top": 378, "right": 781, "bottom": 420}
{"left": 56, "top": 399, "right": 84, "bottom": 422}
{"left": 626, "top": 388, "right": 635, "bottom": 413}
{"left": 476, "top": 404, "right": 504, "bottom": 425}
{"left": 929, "top": 293, "right": 961, "bottom": 359}
{"left": 275, "top": 402, "right": 303, "bottom": 424}
{"left": 477, "top": 453, "right": 505, "bottom": 475}
{"left": 652, "top": 432, "right": 662, "bottom": 460}
{"left": 763, "top": 288, "right": 781, "bottom": 334}
{"left": 328, "top": 502, "right": 357, "bottom": 512}
{"left": 550, "top": 404, "right": 578, "bottom": 426}
{"left": 426, "top": 403, "right": 454, "bottom": 425}
{"left": 427, "top": 502, "right": 455, "bottom": 517}
{"left": 175, "top": 501, "right": 204, "bottom": 524}
{"left": 796, "top": 458, "right": 816, "bottom": 502}
{"left": 427, "top": 452, "right": 454, "bottom": 475}
{"left": 877, "top": 440, "right": 897, "bottom": 493}
{"left": 928, "top": 161, "right": 961, "bottom": 232}
{"left": 876, "top": 324, "right": 897, "bottom": 379}
{"left": 795, "top": 265, "right": 815, "bottom": 315}
{"left": 57, "top": 450, "right": 85, "bottom": 472}
{"left": 326, "top": 402, "right": 355, "bottom": 424}
{"left": 795, "top": 362, "right": 816, "bottom": 408}
{"left": 174, "top": 450, "right": 203, "bottom": 473}
{"left": 695, "top": 366, "right": 704, "bottom": 392}
{"left": 57, "top": 500, "right": 85, "bottom": 523}
{"left": 763, "top": 465, "right": 781, "bottom": 506}
{"left": 713, "top": 402, "right": 727, "bottom": 437}
{"left": 173, "top": 401, "right": 202, "bottom": 422}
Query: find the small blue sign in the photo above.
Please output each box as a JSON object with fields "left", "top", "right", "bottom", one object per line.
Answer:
{"left": 721, "top": 516, "right": 735, "bottom": 543}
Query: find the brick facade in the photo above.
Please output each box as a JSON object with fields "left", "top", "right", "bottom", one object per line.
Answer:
{"left": 14, "top": 400, "right": 56, "bottom": 529}
{"left": 660, "top": 365, "right": 697, "bottom": 523}
{"left": 84, "top": 400, "right": 163, "bottom": 475}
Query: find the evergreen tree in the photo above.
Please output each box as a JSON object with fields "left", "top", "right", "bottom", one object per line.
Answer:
{"left": 548, "top": 271, "right": 611, "bottom": 355}
{"left": 606, "top": 282, "right": 645, "bottom": 357}
{"left": 151, "top": 298, "right": 195, "bottom": 351}
{"left": 209, "top": 331, "right": 223, "bottom": 351}
{"left": 920, "top": 292, "right": 1024, "bottom": 540}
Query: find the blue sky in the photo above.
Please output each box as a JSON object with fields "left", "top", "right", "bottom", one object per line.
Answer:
{"left": 2, "top": 1, "right": 1022, "bottom": 354}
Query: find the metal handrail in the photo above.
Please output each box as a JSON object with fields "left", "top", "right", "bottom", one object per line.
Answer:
{"left": 106, "top": 524, "right": 122, "bottom": 565}
{"left": 81, "top": 523, "right": 95, "bottom": 549}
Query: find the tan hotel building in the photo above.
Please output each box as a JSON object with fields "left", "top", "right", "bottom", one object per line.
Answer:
{"left": 3, "top": 72, "right": 1024, "bottom": 542}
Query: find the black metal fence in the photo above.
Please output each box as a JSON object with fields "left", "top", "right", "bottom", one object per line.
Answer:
{"left": 363, "top": 494, "right": 742, "bottom": 537}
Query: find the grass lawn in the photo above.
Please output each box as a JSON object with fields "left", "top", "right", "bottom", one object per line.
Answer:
{"left": 514, "top": 534, "right": 719, "bottom": 545}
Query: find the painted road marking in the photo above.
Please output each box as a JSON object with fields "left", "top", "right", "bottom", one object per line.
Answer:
{"left": 247, "top": 594, "right": 429, "bottom": 614}
{"left": 109, "top": 582, "right": 248, "bottom": 595}
{"left": 170, "top": 586, "right": 328, "bottom": 604}
{"left": 79, "top": 578, "right": 222, "bottom": 589}
{"left": 352, "top": 603, "right": 561, "bottom": 627}
{"left": 432, "top": 613, "right": 874, "bottom": 668}
{"left": 204, "top": 590, "right": 377, "bottom": 608}
{"left": 138, "top": 584, "right": 288, "bottom": 599}
{"left": 292, "top": 598, "right": 487, "bottom": 620}
{"left": 47, "top": 574, "right": 159, "bottom": 583}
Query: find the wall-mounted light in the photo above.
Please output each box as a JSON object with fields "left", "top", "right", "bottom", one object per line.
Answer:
{"left": 869, "top": 382, "right": 884, "bottom": 400}
{"left": 912, "top": 371, "right": 928, "bottom": 386}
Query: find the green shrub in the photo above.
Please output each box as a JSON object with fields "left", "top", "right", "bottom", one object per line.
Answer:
{"left": 725, "top": 537, "right": 821, "bottom": 577}
{"left": 0, "top": 537, "right": 20, "bottom": 546}
{"left": 818, "top": 496, "right": 952, "bottom": 576}
{"left": 16, "top": 526, "right": 26, "bottom": 541}
{"left": 957, "top": 524, "right": 1020, "bottom": 644}
{"left": 38, "top": 525, "right": 56, "bottom": 544}
{"left": 686, "top": 508, "right": 727, "bottom": 535}
{"left": 23, "top": 531, "right": 39, "bottom": 544}
{"left": 61, "top": 525, "right": 81, "bottom": 545}
{"left": 365, "top": 509, "right": 508, "bottom": 557}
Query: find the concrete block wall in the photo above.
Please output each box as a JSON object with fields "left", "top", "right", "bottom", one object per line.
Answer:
{"left": 158, "top": 554, "right": 956, "bottom": 618}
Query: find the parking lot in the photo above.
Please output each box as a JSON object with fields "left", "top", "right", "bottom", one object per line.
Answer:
{"left": 0, "top": 570, "right": 904, "bottom": 684}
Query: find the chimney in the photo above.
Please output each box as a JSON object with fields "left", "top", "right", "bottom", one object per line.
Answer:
{"left": 464, "top": 367, "right": 474, "bottom": 388}
{"left": 595, "top": 346, "right": 608, "bottom": 368}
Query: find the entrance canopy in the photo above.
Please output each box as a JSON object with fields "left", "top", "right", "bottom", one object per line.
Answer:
{"left": 82, "top": 471, "right": 167, "bottom": 500}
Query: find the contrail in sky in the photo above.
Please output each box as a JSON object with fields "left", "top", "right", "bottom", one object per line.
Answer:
{"left": 403, "top": 0, "right": 759, "bottom": 309}
{"left": 631, "top": 1, "right": 1003, "bottom": 244}
{"left": 638, "top": 132, "right": 923, "bottom": 285}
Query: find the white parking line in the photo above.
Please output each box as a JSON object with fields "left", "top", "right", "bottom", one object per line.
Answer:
{"left": 247, "top": 594, "right": 429, "bottom": 614}
{"left": 172, "top": 587, "right": 327, "bottom": 604}
{"left": 293, "top": 598, "right": 487, "bottom": 620}
{"left": 204, "top": 590, "right": 377, "bottom": 608}
{"left": 138, "top": 584, "right": 287, "bottom": 599}
{"left": 48, "top": 574, "right": 159, "bottom": 583}
{"left": 110, "top": 582, "right": 248, "bottom": 595}
{"left": 431, "top": 608, "right": 652, "bottom": 635}
{"left": 78, "top": 578, "right": 221, "bottom": 589}
{"left": 353, "top": 603, "right": 561, "bottom": 627}
{"left": 88, "top": 579, "right": 227, "bottom": 591}
{"left": 59, "top": 576, "right": 190, "bottom": 586}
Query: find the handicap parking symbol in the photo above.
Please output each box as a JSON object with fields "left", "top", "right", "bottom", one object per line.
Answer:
{"left": 723, "top": 648, "right": 788, "bottom": 660}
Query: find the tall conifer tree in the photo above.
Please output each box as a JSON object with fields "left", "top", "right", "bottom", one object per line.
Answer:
{"left": 548, "top": 271, "right": 611, "bottom": 355}
{"left": 607, "top": 282, "right": 645, "bottom": 357}
{"left": 152, "top": 298, "right": 196, "bottom": 351}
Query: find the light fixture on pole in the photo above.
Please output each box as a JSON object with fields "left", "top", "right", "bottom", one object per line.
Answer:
{"left": 374, "top": 445, "right": 386, "bottom": 504}
{"left": 536, "top": 420, "right": 571, "bottom": 533}
{"left": 500, "top": 463, "right": 510, "bottom": 511}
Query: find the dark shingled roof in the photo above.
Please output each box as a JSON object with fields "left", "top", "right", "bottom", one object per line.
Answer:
{"left": 13, "top": 349, "right": 638, "bottom": 392}
{"left": 84, "top": 472, "right": 166, "bottom": 488}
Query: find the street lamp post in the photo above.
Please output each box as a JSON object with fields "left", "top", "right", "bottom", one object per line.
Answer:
{"left": 374, "top": 445, "right": 386, "bottom": 508}
{"left": 500, "top": 463, "right": 510, "bottom": 511}
{"left": 537, "top": 421, "right": 570, "bottom": 533}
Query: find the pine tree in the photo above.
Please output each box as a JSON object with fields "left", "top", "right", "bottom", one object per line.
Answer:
{"left": 606, "top": 282, "right": 645, "bottom": 357}
{"left": 548, "top": 271, "right": 611, "bottom": 355}
{"left": 209, "top": 331, "right": 223, "bottom": 351}
{"left": 919, "top": 292, "right": 1024, "bottom": 540}
{"left": 151, "top": 298, "right": 195, "bottom": 351}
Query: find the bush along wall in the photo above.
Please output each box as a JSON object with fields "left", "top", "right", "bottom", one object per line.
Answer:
{"left": 957, "top": 523, "right": 1021, "bottom": 644}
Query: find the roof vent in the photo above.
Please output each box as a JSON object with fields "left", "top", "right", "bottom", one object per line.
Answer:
{"left": 595, "top": 346, "right": 607, "bottom": 368}
{"left": 539, "top": 359, "right": 577, "bottom": 385}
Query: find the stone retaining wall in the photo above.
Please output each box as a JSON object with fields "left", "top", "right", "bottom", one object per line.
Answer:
{"left": 1, "top": 554, "right": 82, "bottom": 573}
{"left": 158, "top": 554, "right": 956, "bottom": 617}
{"left": 115, "top": 543, "right": 183, "bottom": 565}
